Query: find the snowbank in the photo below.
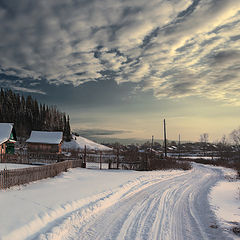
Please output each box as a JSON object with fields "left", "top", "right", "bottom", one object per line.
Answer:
{"left": 209, "top": 168, "right": 240, "bottom": 239}
{"left": 62, "top": 135, "right": 112, "bottom": 151}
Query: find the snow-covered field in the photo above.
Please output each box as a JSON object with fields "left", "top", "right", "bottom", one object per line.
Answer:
{"left": 0, "top": 163, "right": 239, "bottom": 240}
{"left": 62, "top": 135, "right": 112, "bottom": 151}
{"left": 0, "top": 163, "right": 35, "bottom": 170}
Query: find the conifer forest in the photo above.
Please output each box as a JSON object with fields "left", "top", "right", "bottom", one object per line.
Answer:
{"left": 0, "top": 89, "right": 71, "bottom": 141}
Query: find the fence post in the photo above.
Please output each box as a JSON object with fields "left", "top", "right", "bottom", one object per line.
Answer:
{"left": 81, "top": 145, "right": 87, "bottom": 168}
{"left": 115, "top": 148, "right": 119, "bottom": 169}
{"left": 145, "top": 153, "right": 149, "bottom": 170}
{"left": 100, "top": 151, "right": 102, "bottom": 170}
{"left": 108, "top": 159, "right": 112, "bottom": 169}
{"left": 4, "top": 169, "right": 7, "bottom": 189}
{"left": 0, "top": 171, "right": 2, "bottom": 189}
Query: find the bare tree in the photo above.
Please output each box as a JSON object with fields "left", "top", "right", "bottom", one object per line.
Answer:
{"left": 200, "top": 133, "right": 209, "bottom": 156}
{"left": 200, "top": 133, "right": 209, "bottom": 143}
{"left": 230, "top": 127, "right": 240, "bottom": 146}
{"left": 217, "top": 135, "right": 231, "bottom": 161}
{"left": 230, "top": 127, "right": 240, "bottom": 159}
{"left": 230, "top": 128, "right": 240, "bottom": 177}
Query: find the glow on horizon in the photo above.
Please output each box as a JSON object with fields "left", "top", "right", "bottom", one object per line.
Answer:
{"left": 70, "top": 102, "right": 240, "bottom": 143}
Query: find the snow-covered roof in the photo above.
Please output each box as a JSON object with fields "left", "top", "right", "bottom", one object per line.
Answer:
{"left": 26, "top": 131, "right": 63, "bottom": 144}
{"left": 0, "top": 123, "right": 13, "bottom": 145}
{"left": 62, "top": 135, "right": 112, "bottom": 151}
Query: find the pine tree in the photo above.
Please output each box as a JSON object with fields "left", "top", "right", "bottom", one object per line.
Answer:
{"left": 66, "top": 115, "right": 72, "bottom": 142}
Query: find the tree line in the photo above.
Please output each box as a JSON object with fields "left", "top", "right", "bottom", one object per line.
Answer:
{"left": 0, "top": 89, "right": 71, "bottom": 141}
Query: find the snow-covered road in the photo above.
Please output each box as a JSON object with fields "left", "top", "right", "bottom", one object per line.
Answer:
{"left": 36, "top": 164, "right": 233, "bottom": 240}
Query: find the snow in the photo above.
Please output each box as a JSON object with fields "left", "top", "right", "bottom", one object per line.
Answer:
{"left": 62, "top": 135, "right": 112, "bottom": 151}
{"left": 211, "top": 182, "right": 240, "bottom": 222}
{"left": 86, "top": 162, "right": 109, "bottom": 169}
{"left": 209, "top": 168, "right": 240, "bottom": 239}
{"left": 181, "top": 156, "right": 218, "bottom": 160}
{"left": 26, "top": 131, "right": 63, "bottom": 144}
{"left": 0, "top": 123, "right": 13, "bottom": 145}
{"left": 0, "top": 167, "right": 186, "bottom": 240}
{"left": 0, "top": 163, "right": 35, "bottom": 170}
{"left": 0, "top": 163, "right": 236, "bottom": 240}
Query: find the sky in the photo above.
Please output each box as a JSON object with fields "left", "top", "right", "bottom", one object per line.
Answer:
{"left": 0, "top": 0, "right": 240, "bottom": 143}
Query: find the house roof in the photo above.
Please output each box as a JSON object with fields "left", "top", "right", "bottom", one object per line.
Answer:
{"left": 26, "top": 131, "right": 63, "bottom": 144}
{"left": 0, "top": 123, "right": 13, "bottom": 145}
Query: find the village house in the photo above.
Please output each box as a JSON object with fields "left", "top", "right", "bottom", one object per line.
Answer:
{"left": 26, "top": 131, "right": 63, "bottom": 153}
{"left": 0, "top": 123, "right": 17, "bottom": 155}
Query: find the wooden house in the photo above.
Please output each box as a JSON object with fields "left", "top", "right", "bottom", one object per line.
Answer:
{"left": 26, "top": 131, "right": 63, "bottom": 153}
{"left": 0, "top": 123, "right": 17, "bottom": 155}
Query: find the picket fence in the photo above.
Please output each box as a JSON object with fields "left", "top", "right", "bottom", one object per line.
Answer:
{"left": 0, "top": 160, "right": 82, "bottom": 189}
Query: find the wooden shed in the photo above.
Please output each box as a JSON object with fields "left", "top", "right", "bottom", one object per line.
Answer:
{"left": 0, "top": 123, "right": 17, "bottom": 155}
{"left": 26, "top": 131, "right": 63, "bottom": 153}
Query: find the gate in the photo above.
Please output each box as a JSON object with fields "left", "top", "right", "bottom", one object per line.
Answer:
{"left": 85, "top": 152, "right": 117, "bottom": 169}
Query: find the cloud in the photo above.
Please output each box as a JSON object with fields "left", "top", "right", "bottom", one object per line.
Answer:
{"left": 0, "top": 75, "right": 46, "bottom": 94}
{"left": 210, "top": 50, "right": 240, "bottom": 66}
{"left": 0, "top": 0, "right": 240, "bottom": 104}
{"left": 73, "top": 128, "right": 130, "bottom": 137}
{"left": 10, "top": 86, "right": 46, "bottom": 95}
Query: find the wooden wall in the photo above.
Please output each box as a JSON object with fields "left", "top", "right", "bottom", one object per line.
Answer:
{"left": 0, "top": 143, "right": 6, "bottom": 155}
{"left": 27, "top": 143, "right": 62, "bottom": 153}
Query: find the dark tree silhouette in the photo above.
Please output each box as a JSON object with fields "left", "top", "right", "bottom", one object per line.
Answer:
{"left": 0, "top": 88, "right": 72, "bottom": 141}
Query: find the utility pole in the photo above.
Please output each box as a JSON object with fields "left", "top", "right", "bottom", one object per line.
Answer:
{"left": 164, "top": 119, "right": 167, "bottom": 158}
{"left": 178, "top": 134, "right": 181, "bottom": 159}
{"left": 151, "top": 135, "right": 154, "bottom": 159}
{"left": 151, "top": 135, "right": 154, "bottom": 152}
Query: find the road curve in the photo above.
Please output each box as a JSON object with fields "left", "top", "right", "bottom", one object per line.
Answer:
{"left": 38, "top": 163, "right": 232, "bottom": 240}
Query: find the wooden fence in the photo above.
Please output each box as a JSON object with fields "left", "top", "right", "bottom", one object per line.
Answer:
{"left": 0, "top": 152, "right": 79, "bottom": 165}
{"left": 0, "top": 160, "right": 82, "bottom": 190}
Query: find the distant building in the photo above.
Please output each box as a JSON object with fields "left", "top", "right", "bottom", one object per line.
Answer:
{"left": 26, "top": 131, "right": 63, "bottom": 153}
{"left": 0, "top": 123, "right": 17, "bottom": 155}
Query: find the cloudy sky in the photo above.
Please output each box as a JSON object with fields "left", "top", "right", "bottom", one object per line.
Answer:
{"left": 0, "top": 0, "right": 240, "bottom": 142}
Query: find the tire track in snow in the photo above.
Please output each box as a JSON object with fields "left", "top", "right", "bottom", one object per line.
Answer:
{"left": 32, "top": 172, "right": 187, "bottom": 240}
{"left": 37, "top": 164, "right": 232, "bottom": 240}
